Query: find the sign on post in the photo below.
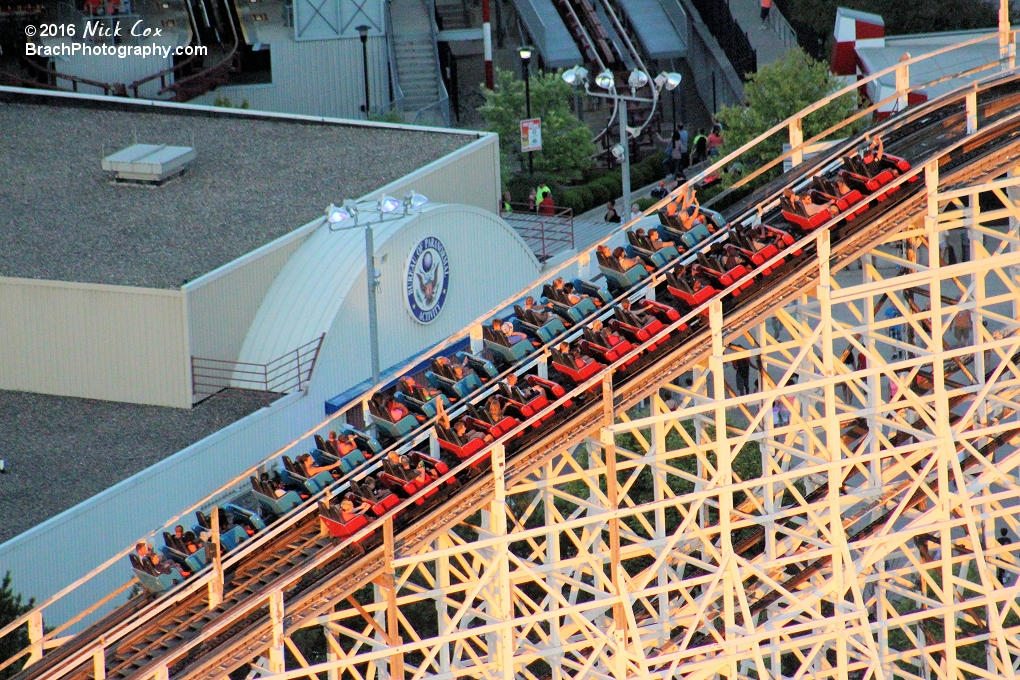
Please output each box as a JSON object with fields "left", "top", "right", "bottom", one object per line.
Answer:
{"left": 520, "top": 118, "right": 542, "bottom": 153}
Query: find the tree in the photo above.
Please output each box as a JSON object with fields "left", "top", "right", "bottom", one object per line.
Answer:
{"left": 478, "top": 68, "right": 595, "bottom": 183}
{"left": 715, "top": 48, "right": 862, "bottom": 184}
{"left": 0, "top": 572, "right": 33, "bottom": 680}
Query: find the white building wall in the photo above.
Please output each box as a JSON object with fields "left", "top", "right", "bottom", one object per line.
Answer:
{"left": 0, "top": 277, "right": 191, "bottom": 408}
{"left": 189, "top": 33, "right": 392, "bottom": 119}
{"left": 185, "top": 223, "right": 317, "bottom": 366}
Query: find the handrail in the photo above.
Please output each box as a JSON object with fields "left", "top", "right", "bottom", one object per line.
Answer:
{"left": 18, "top": 54, "right": 124, "bottom": 95}
{"left": 2, "top": 31, "right": 1013, "bottom": 660}
{"left": 191, "top": 334, "right": 325, "bottom": 397}
{"left": 129, "top": 0, "right": 240, "bottom": 98}
{"left": 380, "top": 0, "right": 405, "bottom": 116}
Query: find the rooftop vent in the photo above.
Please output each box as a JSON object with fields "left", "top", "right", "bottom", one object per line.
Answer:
{"left": 102, "top": 144, "right": 196, "bottom": 186}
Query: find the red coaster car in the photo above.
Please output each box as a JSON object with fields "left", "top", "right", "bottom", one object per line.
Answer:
{"left": 319, "top": 502, "right": 370, "bottom": 541}
{"left": 695, "top": 259, "right": 753, "bottom": 297}
{"left": 526, "top": 375, "right": 573, "bottom": 410}
{"left": 463, "top": 402, "right": 521, "bottom": 439}
{"left": 579, "top": 328, "right": 636, "bottom": 368}
{"left": 609, "top": 305, "right": 668, "bottom": 351}
{"left": 666, "top": 270, "right": 717, "bottom": 311}
{"left": 550, "top": 346, "right": 603, "bottom": 383}
{"left": 437, "top": 427, "right": 488, "bottom": 463}
{"left": 780, "top": 192, "right": 836, "bottom": 232}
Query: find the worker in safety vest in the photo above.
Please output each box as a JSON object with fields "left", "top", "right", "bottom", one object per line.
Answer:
{"left": 536, "top": 183, "right": 552, "bottom": 204}
{"left": 760, "top": 0, "right": 771, "bottom": 25}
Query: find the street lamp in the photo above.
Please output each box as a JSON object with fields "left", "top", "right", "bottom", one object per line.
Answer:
{"left": 563, "top": 66, "right": 681, "bottom": 221}
{"left": 519, "top": 46, "right": 533, "bottom": 175}
{"left": 357, "top": 25, "right": 370, "bottom": 115}
{"left": 325, "top": 191, "right": 429, "bottom": 386}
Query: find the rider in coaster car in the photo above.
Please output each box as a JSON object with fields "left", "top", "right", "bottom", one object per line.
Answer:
{"left": 648, "top": 229, "right": 675, "bottom": 251}
{"left": 618, "top": 299, "right": 649, "bottom": 326}
{"left": 330, "top": 431, "right": 363, "bottom": 457}
{"left": 724, "top": 247, "right": 750, "bottom": 271}
{"left": 557, "top": 342, "right": 589, "bottom": 368}
{"left": 413, "top": 460, "right": 439, "bottom": 486}
{"left": 300, "top": 452, "right": 344, "bottom": 479}
{"left": 174, "top": 525, "right": 204, "bottom": 554}
{"left": 151, "top": 552, "right": 190, "bottom": 578}
{"left": 613, "top": 246, "right": 655, "bottom": 273}
{"left": 384, "top": 450, "right": 414, "bottom": 480}
{"left": 490, "top": 318, "right": 529, "bottom": 346}
{"left": 400, "top": 375, "right": 441, "bottom": 401}
{"left": 524, "top": 295, "right": 554, "bottom": 324}
{"left": 339, "top": 498, "right": 372, "bottom": 522}
{"left": 385, "top": 396, "right": 410, "bottom": 422}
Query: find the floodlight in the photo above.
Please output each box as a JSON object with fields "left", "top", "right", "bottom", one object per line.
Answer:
{"left": 594, "top": 69, "right": 615, "bottom": 91}
{"left": 655, "top": 71, "right": 682, "bottom": 91}
{"left": 611, "top": 143, "right": 625, "bottom": 160}
{"left": 326, "top": 203, "right": 352, "bottom": 224}
{"left": 628, "top": 69, "right": 649, "bottom": 89}
{"left": 404, "top": 190, "right": 429, "bottom": 211}
{"left": 562, "top": 66, "right": 588, "bottom": 86}
{"left": 379, "top": 195, "right": 401, "bottom": 213}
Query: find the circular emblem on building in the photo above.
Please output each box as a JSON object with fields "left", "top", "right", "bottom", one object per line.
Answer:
{"left": 405, "top": 236, "right": 450, "bottom": 324}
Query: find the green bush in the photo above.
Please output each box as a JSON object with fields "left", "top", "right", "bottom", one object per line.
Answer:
{"left": 630, "top": 164, "right": 651, "bottom": 188}
{"left": 587, "top": 180, "right": 611, "bottom": 206}
{"left": 596, "top": 174, "right": 622, "bottom": 197}
{"left": 635, "top": 197, "right": 658, "bottom": 212}
{"left": 558, "top": 188, "right": 586, "bottom": 214}
{"left": 573, "top": 185, "right": 594, "bottom": 210}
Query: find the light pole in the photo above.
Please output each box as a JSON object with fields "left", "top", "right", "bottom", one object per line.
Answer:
{"left": 326, "top": 193, "right": 427, "bottom": 386}
{"left": 357, "top": 24, "right": 370, "bottom": 115}
{"left": 563, "top": 67, "right": 681, "bottom": 222}
{"left": 519, "top": 46, "right": 533, "bottom": 175}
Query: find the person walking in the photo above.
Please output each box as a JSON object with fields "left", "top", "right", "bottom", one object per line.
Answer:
{"left": 841, "top": 347, "right": 855, "bottom": 402}
{"left": 734, "top": 356, "right": 751, "bottom": 396}
{"left": 760, "top": 0, "right": 772, "bottom": 26}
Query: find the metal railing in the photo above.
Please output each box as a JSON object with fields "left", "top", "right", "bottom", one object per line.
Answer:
{"left": 689, "top": 0, "right": 756, "bottom": 78}
{"left": 191, "top": 333, "right": 325, "bottom": 398}
{"left": 766, "top": 5, "right": 797, "bottom": 51}
{"left": 501, "top": 203, "right": 575, "bottom": 261}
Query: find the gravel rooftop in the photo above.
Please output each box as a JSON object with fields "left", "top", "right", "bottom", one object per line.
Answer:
{"left": 0, "top": 92, "right": 474, "bottom": 289}
{"left": 0, "top": 389, "right": 281, "bottom": 544}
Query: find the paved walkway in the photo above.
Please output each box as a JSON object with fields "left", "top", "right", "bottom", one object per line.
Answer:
{"left": 573, "top": 181, "right": 662, "bottom": 252}
{"left": 726, "top": 0, "right": 799, "bottom": 67}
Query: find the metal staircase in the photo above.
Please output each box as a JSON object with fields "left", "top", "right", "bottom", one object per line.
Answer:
{"left": 390, "top": 0, "right": 449, "bottom": 125}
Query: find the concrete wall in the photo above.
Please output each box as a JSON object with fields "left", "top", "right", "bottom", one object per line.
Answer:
{"left": 674, "top": 0, "right": 744, "bottom": 115}
{"left": 0, "top": 277, "right": 191, "bottom": 408}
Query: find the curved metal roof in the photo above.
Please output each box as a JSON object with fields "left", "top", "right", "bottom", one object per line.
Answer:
{"left": 236, "top": 204, "right": 538, "bottom": 368}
